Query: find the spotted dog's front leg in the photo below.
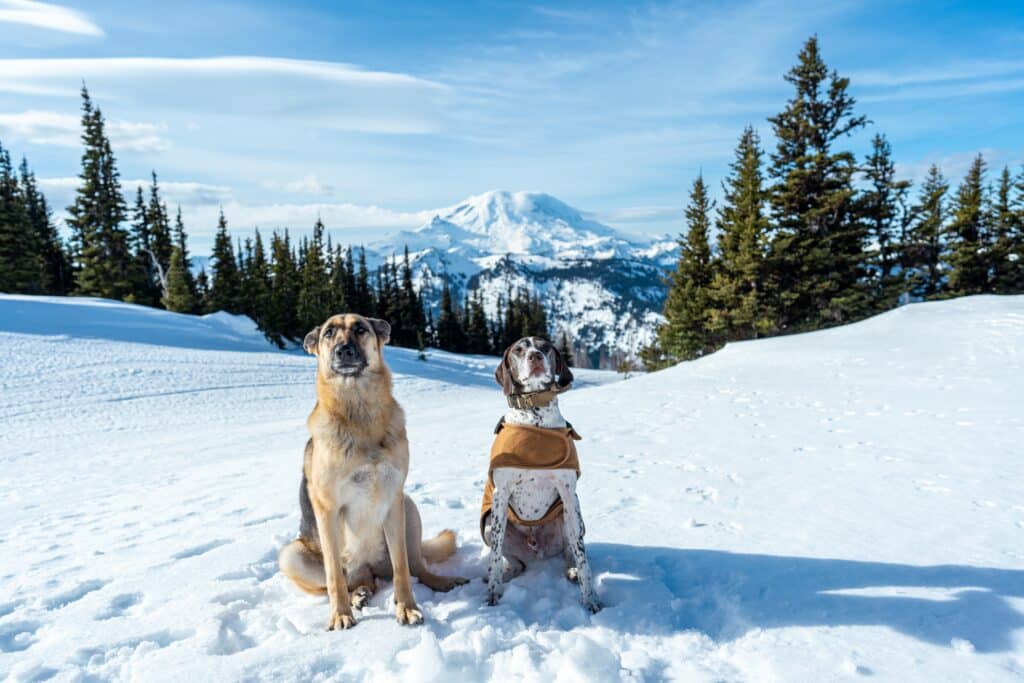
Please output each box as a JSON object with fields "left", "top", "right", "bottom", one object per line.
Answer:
{"left": 486, "top": 474, "right": 512, "bottom": 606}
{"left": 553, "top": 476, "right": 601, "bottom": 613}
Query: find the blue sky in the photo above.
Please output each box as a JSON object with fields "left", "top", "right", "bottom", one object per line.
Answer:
{"left": 0, "top": 0, "right": 1022, "bottom": 254}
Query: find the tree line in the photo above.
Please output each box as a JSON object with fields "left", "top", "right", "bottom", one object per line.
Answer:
{"left": 644, "top": 36, "right": 1024, "bottom": 368}
{"left": 0, "top": 86, "right": 552, "bottom": 354}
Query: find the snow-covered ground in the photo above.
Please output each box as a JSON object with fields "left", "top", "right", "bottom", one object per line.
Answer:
{"left": 1, "top": 294, "right": 1022, "bottom": 681}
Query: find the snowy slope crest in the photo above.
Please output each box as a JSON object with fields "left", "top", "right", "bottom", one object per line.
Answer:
{"left": 370, "top": 191, "right": 676, "bottom": 365}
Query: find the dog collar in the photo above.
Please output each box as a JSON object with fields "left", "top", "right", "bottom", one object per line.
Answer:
{"left": 506, "top": 389, "right": 560, "bottom": 410}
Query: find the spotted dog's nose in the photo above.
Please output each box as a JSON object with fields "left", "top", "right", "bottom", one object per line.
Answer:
{"left": 527, "top": 350, "right": 544, "bottom": 363}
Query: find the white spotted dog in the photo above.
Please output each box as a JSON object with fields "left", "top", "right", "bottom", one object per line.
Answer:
{"left": 479, "top": 336, "right": 601, "bottom": 613}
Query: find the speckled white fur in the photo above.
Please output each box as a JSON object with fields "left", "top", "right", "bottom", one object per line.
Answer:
{"left": 486, "top": 337, "right": 601, "bottom": 612}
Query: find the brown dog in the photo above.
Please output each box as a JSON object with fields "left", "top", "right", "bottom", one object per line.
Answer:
{"left": 277, "top": 314, "right": 467, "bottom": 630}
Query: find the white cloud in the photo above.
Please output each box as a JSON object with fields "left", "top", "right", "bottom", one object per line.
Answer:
{"left": 0, "top": 110, "right": 169, "bottom": 151}
{"left": 187, "top": 200, "right": 433, "bottom": 233}
{"left": 0, "top": 0, "right": 102, "bottom": 37}
{"left": 0, "top": 57, "right": 451, "bottom": 135}
{"left": 39, "top": 176, "right": 231, "bottom": 208}
{"left": 262, "top": 174, "right": 335, "bottom": 196}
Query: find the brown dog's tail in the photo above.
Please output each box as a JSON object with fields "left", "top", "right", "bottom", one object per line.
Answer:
{"left": 420, "top": 529, "right": 457, "bottom": 563}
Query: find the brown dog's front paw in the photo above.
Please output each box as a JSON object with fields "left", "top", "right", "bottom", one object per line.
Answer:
{"left": 423, "top": 574, "right": 469, "bottom": 592}
{"left": 326, "top": 611, "right": 357, "bottom": 630}
{"left": 350, "top": 586, "right": 372, "bottom": 610}
{"left": 394, "top": 602, "right": 423, "bottom": 625}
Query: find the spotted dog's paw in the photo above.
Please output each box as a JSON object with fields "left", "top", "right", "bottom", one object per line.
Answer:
{"left": 566, "top": 567, "right": 579, "bottom": 583}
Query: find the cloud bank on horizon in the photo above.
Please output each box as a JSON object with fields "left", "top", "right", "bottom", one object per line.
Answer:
{"left": 0, "top": 0, "right": 1022, "bottom": 253}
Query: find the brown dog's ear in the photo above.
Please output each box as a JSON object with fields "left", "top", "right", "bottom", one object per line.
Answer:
{"left": 303, "top": 326, "right": 321, "bottom": 355}
{"left": 494, "top": 346, "right": 516, "bottom": 395}
{"left": 551, "top": 344, "right": 574, "bottom": 389}
{"left": 367, "top": 318, "right": 391, "bottom": 345}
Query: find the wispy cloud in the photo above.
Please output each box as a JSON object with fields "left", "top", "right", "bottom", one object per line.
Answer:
{"left": 0, "top": 0, "right": 102, "bottom": 37}
{"left": 39, "top": 176, "right": 231, "bottom": 207}
{"left": 261, "top": 174, "right": 336, "bottom": 197}
{"left": 0, "top": 57, "right": 452, "bottom": 135}
{"left": 0, "top": 110, "right": 168, "bottom": 151}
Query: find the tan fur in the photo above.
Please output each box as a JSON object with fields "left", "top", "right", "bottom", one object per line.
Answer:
{"left": 278, "top": 314, "right": 467, "bottom": 630}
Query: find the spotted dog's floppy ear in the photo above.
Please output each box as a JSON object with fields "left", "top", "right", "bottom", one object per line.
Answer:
{"left": 551, "top": 344, "right": 574, "bottom": 389}
{"left": 303, "top": 326, "right": 321, "bottom": 355}
{"left": 367, "top": 318, "right": 391, "bottom": 345}
{"left": 494, "top": 345, "right": 516, "bottom": 395}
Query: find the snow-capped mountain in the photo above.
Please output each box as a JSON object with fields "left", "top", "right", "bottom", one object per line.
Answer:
{"left": 368, "top": 191, "right": 677, "bottom": 365}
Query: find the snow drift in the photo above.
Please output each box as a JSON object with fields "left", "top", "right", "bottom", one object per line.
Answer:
{"left": 1, "top": 294, "right": 1022, "bottom": 681}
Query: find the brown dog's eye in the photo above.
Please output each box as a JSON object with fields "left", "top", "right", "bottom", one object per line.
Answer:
{"left": 323, "top": 328, "right": 334, "bottom": 339}
{"left": 354, "top": 325, "right": 366, "bottom": 335}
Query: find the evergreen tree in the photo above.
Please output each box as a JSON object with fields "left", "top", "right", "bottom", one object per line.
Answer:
{"left": 208, "top": 208, "right": 241, "bottom": 313}
{"left": 649, "top": 175, "right": 720, "bottom": 365}
{"left": 556, "top": 330, "right": 574, "bottom": 367}
{"left": 297, "top": 217, "right": 332, "bottom": 332}
{"left": 395, "top": 246, "right": 426, "bottom": 347}
{"left": 465, "top": 289, "right": 491, "bottom": 353}
{"left": 19, "top": 157, "right": 70, "bottom": 294}
{"left": 905, "top": 165, "right": 948, "bottom": 299}
{"left": 0, "top": 143, "right": 38, "bottom": 293}
{"left": 171, "top": 206, "right": 198, "bottom": 308}
{"left": 194, "top": 267, "right": 210, "bottom": 312}
{"left": 859, "top": 133, "right": 912, "bottom": 309}
{"left": 267, "top": 230, "right": 300, "bottom": 343}
{"left": 66, "top": 86, "right": 132, "bottom": 299}
{"left": 766, "top": 36, "right": 869, "bottom": 329}
{"left": 328, "top": 242, "right": 348, "bottom": 314}
{"left": 945, "top": 154, "right": 990, "bottom": 296}
{"left": 163, "top": 246, "right": 194, "bottom": 312}
{"left": 146, "top": 172, "right": 173, "bottom": 285}
{"left": 352, "top": 246, "right": 373, "bottom": 315}
{"left": 245, "top": 229, "right": 271, "bottom": 322}
{"left": 435, "top": 273, "right": 466, "bottom": 352}
{"left": 127, "top": 185, "right": 160, "bottom": 305}
{"left": 990, "top": 166, "right": 1022, "bottom": 293}
{"left": 709, "top": 126, "right": 774, "bottom": 340}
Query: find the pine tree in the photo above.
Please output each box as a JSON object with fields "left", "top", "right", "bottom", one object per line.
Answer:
{"left": 171, "top": 205, "right": 198, "bottom": 308}
{"left": 1007, "top": 167, "right": 1024, "bottom": 292}
{"left": 267, "top": 230, "right": 300, "bottom": 342}
{"left": 990, "top": 166, "right": 1022, "bottom": 293}
{"left": 904, "top": 165, "right": 948, "bottom": 299}
{"left": 19, "top": 157, "right": 70, "bottom": 294}
{"left": 556, "top": 330, "right": 574, "bottom": 367}
{"left": 208, "top": 208, "right": 241, "bottom": 313}
{"left": 194, "top": 268, "right": 210, "bottom": 312}
{"left": 0, "top": 143, "right": 38, "bottom": 293}
{"left": 946, "top": 154, "right": 990, "bottom": 296}
{"left": 767, "top": 36, "right": 869, "bottom": 330}
{"left": 163, "top": 246, "right": 194, "bottom": 312}
{"left": 649, "top": 175, "right": 720, "bottom": 365}
{"left": 709, "top": 126, "right": 774, "bottom": 340}
{"left": 146, "top": 172, "right": 173, "bottom": 285}
{"left": 297, "top": 217, "right": 332, "bottom": 332}
{"left": 351, "top": 246, "right": 373, "bottom": 315}
{"left": 435, "top": 273, "right": 466, "bottom": 352}
{"left": 859, "top": 133, "right": 912, "bottom": 309}
{"left": 65, "top": 87, "right": 132, "bottom": 299}
{"left": 245, "top": 229, "right": 271, "bottom": 322}
{"left": 465, "top": 289, "right": 491, "bottom": 353}
{"left": 127, "top": 185, "right": 159, "bottom": 305}
{"left": 395, "top": 245, "right": 426, "bottom": 347}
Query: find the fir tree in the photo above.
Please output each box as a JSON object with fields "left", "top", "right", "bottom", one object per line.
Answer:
{"left": 194, "top": 268, "right": 210, "bottom": 313}
{"left": 352, "top": 246, "right": 373, "bottom": 315}
{"left": 297, "top": 217, "right": 332, "bottom": 332}
{"left": 163, "top": 246, "right": 194, "bottom": 312}
{"left": 66, "top": 86, "right": 132, "bottom": 299}
{"left": 946, "top": 154, "right": 990, "bottom": 296}
{"left": 172, "top": 206, "right": 197, "bottom": 308}
{"left": 19, "top": 157, "right": 70, "bottom": 294}
{"left": 208, "top": 208, "right": 241, "bottom": 313}
{"left": 267, "top": 230, "right": 300, "bottom": 343}
{"left": 649, "top": 175, "right": 720, "bottom": 365}
{"left": 127, "top": 185, "right": 159, "bottom": 305}
{"left": 0, "top": 143, "right": 38, "bottom": 293}
{"left": 395, "top": 246, "right": 426, "bottom": 348}
{"left": 709, "top": 126, "right": 774, "bottom": 340}
{"left": 990, "top": 166, "right": 1022, "bottom": 293}
{"left": 556, "top": 330, "right": 574, "bottom": 367}
{"left": 435, "top": 273, "right": 466, "bottom": 352}
{"left": 905, "top": 165, "right": 948, "bottom": 299}
{"left": 465, "top": 289, "right": 491, "bottom": 353}
{"left": 146, "top": 172, "right": 173, "bottom": 285}
{"left": 766, "top": 36, "right": 869, "bottom": 329}
{"left": 859, "top": 133, "right": 912, "bottom": 309}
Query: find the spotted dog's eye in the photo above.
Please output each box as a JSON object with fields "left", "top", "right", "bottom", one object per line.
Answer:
{"left": 513, "top": 345, "right": 524, "bottom": 355}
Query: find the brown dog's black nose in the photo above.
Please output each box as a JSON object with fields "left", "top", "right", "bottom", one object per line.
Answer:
{"left": 335, "top": 343, "right": 358, "bottom": 361}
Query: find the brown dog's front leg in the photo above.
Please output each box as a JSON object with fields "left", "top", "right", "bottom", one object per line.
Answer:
{"left": 384, "top": 492, "right": 423, "bottom": 625}
{"left": 313, "top": 499, "right": 356, "bottom": 630}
